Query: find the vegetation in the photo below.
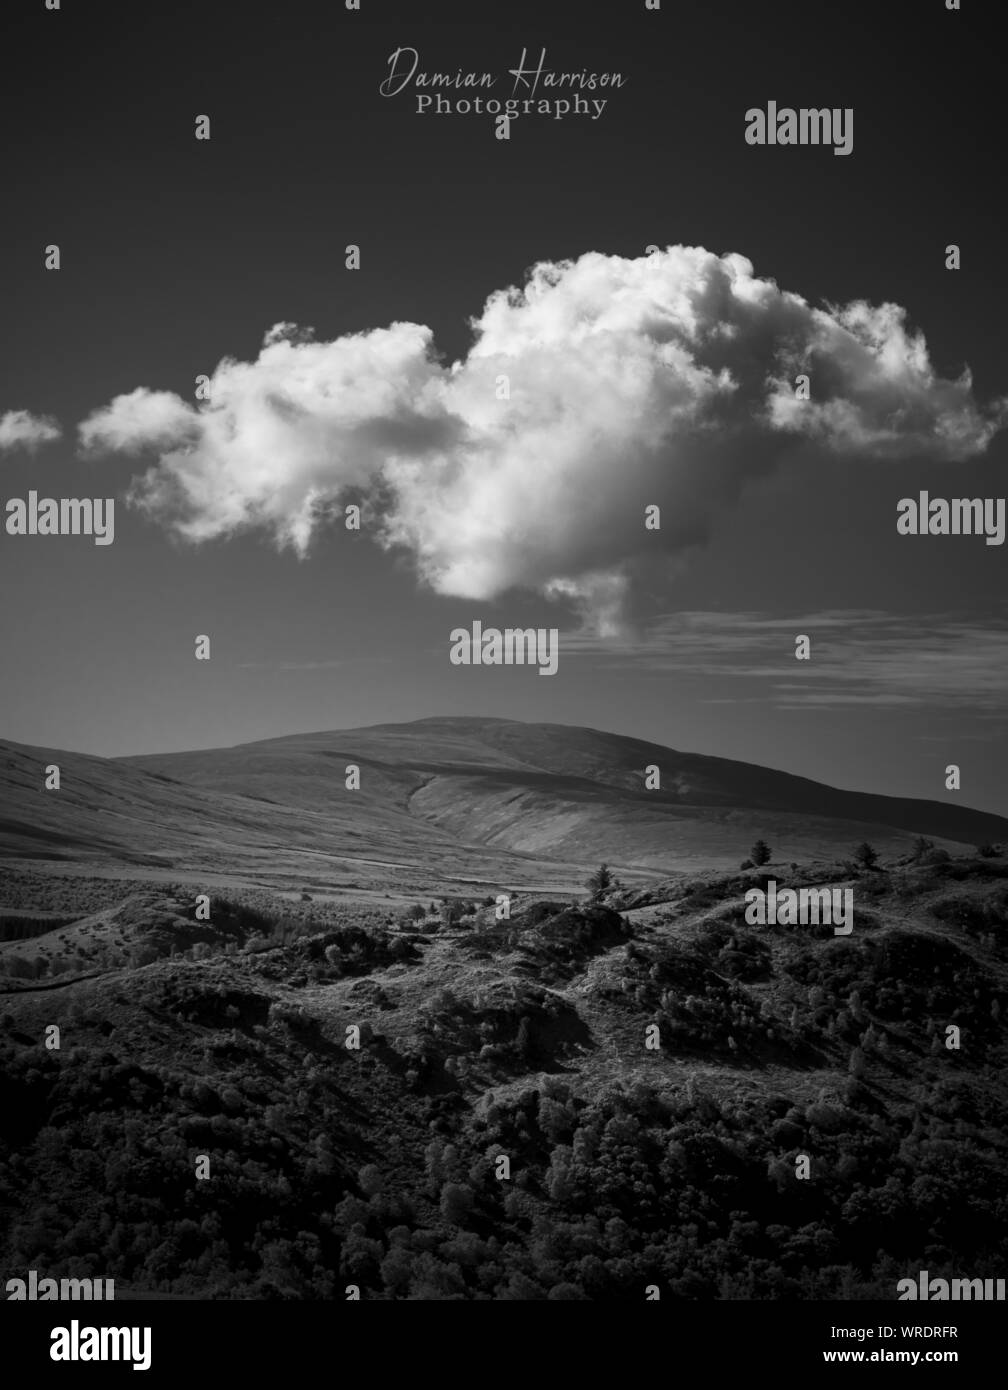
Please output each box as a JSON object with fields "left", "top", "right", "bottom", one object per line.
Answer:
{"left": 586, "top": 864, "right": 617, "bottom": 900}
{"left": 1, "top": 853, "right": 1006, "bottom": 1299}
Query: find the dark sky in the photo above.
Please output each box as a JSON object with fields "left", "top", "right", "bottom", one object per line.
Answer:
{"left": 2, "top": 0, "right": 1006, "bottom": 815}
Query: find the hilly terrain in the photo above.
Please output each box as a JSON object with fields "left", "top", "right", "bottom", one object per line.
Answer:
{"left": 0, "top": 850, "right": 1006, "bottom": 1299}
{"left": 125, "top": 717, "right": 1008, "bottom": 872}
{"left": 1, "top": 717, "right": 1007, "bottom": 1299}
{"left": 2, "top": 718, "right": 1005, "bottom": 894}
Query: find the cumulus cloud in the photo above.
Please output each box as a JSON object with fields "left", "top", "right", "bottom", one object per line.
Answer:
{"left": 0, "top": 409, "right": 62, "bottom": 453}
{"left": 76, "top": 246, "right": 1006, "bottom": 625}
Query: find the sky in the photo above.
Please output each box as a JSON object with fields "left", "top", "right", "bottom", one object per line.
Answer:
{"left": 2, "top": 0, "right": 1006, "bottom": 815}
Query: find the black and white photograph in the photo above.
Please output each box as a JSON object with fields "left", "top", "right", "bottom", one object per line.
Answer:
{"left": 1, "top": 0, "right": 1005, "bottom": 1366}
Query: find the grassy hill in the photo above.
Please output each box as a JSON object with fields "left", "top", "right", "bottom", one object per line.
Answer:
{"left": 120, "top": 716, "right": 1008, "bottom": 868}
{"left": 4, "top": 718, "right": 1004, "bottom": 890}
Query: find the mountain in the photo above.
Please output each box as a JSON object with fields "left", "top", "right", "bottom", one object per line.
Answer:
{"left": 2, "top": 717, "right": 1004, "bottom": 890}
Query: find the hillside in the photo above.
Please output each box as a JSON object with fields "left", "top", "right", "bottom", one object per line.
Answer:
{"left": 0, "top": 733, "right": 591, "bottom": 898}
{"left": 3, "top": 717, "right": 1006, "bottom": 1298}
{"left": 1, "top": 852, "right": 1006, "bottom": 1299}
{"left": 123, "top": 717, "right": 1008, "bottom": 871}
{"left": 5, "top": 715, "right": 1000, "bottom": 886}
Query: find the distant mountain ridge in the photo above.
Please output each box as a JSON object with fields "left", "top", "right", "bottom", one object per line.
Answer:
{"left": 127, "top": 714, "right": 1008, "bottom": 840}
{"left": 0, "top": 716, "right": 1002, "bottom": 887}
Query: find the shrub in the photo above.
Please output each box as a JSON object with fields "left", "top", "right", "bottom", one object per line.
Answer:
{"left": 750, "top": 840, "right": 772, "bottom": 867}
{"left": 854, "top": 842, "right": 879, "bottom": 870}
{"left": 920, "top": 848, "right": 951, "bottom": 867}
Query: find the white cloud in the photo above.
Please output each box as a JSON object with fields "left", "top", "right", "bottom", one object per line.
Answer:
{"left": 78, "top": 388, "right": 198, "bottom": 453}
{"left": 76, "top": 247, "right": 1006, "bottom": 625}
{"left": 0, "top": 409, "right": 62, "bottom": 453}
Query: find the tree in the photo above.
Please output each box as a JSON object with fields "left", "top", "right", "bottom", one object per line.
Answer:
{"left": 439, "top": 1181, "right": 474, "bottom": 1226}
{"left": 912, "top": 836, "right": 934, "bottom": 862}
{"left": 586, "top": 863, "right": 615, "bottom": 899}
{"left": 750, "top": 840, "right": 772, "bottom": 867}
{"left": 440, "top": 898, "right": 466, "bottom": 928}
{"left": 358, "top": 1163, "right": 383, "bottom": 1197}
{"left": 854, "top": 842, "right": 878, "bottom": 870}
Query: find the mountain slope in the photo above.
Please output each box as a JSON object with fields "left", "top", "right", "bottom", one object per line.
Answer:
{"left": 0, "top": 735, "right": 584, "bottom": 894}
{"left": 2, "top": 717, "right": 1004, "bottom": 885}
{"left": 123, "top": 716, "right": 1007, "bottom": 873}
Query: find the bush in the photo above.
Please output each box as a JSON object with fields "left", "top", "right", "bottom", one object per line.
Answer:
{"left": 854, "top": 842, "right": 878, "bottom": 870}
{"left": 739, "top": 859, "right": 754, "bottom": 871}
{"left": 920, "top": 848, "right": 951, "bottom": 867}
{"left": 977, "top": 844, "right": 1000, "bottom": 859}
{"left": 750, "top": 840, "right": 772, "bottom": 867}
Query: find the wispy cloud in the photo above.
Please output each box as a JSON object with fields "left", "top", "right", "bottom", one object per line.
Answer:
{"left": 237, "top": 657, "right": 396, "bottom": 671}
{"left": 563, "top": 609, "right": 1008, "bottom": 712}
